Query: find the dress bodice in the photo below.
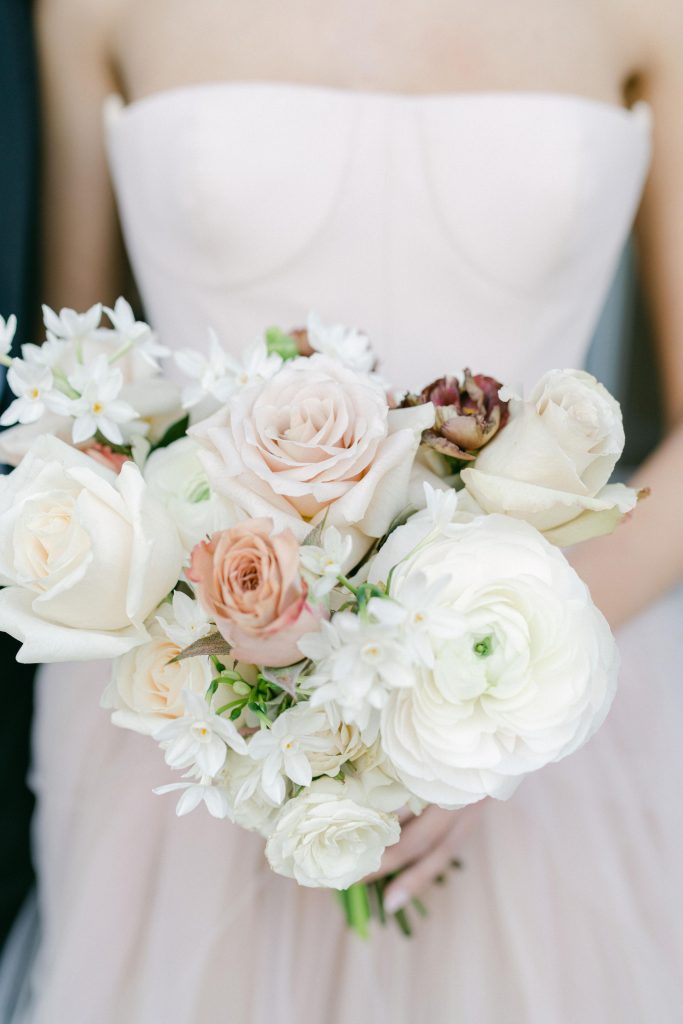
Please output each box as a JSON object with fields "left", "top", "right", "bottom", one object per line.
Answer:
{"left": 105, "top": 82, "right": 651, "bottom": 388}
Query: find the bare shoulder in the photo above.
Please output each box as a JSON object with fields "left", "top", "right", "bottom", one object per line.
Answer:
{"left": 35, "top": 0, "right": 123, "bottom": 50}
{"left": 614, "top": 0, "right": 683, "bottom": 77}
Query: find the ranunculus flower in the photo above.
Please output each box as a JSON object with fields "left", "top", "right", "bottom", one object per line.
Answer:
{"left": 0, "top": 436, "right": 183, "bottom": 661}
{"left": 190, "top": 355, "right": 434, "bottom": 566}
{"left": 188, "top": 518, "right": 323, "bottom": 667}
{"left": 461, "top": 369, "right": 639, "bottom": 545}
{"left": 144, "top": 436, "right": 238, "bottom": 553}
{"left": 368, "top": 512, "right": 618, "bottom": 809}
{"left": 265, "top": 777, "right": 401, "bottom": 889}
{"left": 102, "top": 604, "right": 212, "bottom": 735}
{"left": 403, "top": 369, "right": 509, "bottom": 460}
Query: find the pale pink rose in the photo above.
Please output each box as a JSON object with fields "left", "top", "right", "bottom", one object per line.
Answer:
{"left": 190, "top": 355, "right": 434, "bottom": 566}
{"left": 188, "top": 518, "right": 323, "bottom": 667}
{"left": 82, "top": 442, "right": 131, "bottom": 473}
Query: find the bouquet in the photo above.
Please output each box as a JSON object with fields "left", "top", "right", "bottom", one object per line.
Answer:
{"left": 0, "top": 303, "right": 643, "bottom": 936}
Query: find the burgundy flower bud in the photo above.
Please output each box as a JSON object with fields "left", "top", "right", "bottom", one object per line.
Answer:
{"left": 403, "top": 369, "right": 509, "bottom": 460}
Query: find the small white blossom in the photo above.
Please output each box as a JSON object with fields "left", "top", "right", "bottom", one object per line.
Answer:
{"left": 175, "top": 329, "right": 282, "bottom": 409}
{"left": 299, "top": 613, "right": 415, "bottom": 735}
{"left": 156, "top": 590, "right": 212, "bottom": 649}
{"left": 104, "top": 297, "right": 169, "bottom": 369}
{"left": 51, "top": 354, "right": 138, "bottom": 445}
{"left": 21, "top": 337, "right": 69, "bottom": 370}
{"left": 156, "top": 690, "right": 247, "bottom": 778}
{"left": 423, "top": 481, "right": 459, "bottom": 531}
{"left": 247, "top": 705, "right": 331, "bottom": 804}
{"left": 0, "top": 361, "right": 54, "bottom": 426}
{"left": 299, "top": 526, "right": 353, "bottom": 597}
{"left": 306, "top": 311, "right": 375, "bottom": 375}
{"left": 42, "top": 302, "right": 103, "bottom": 347}
{"left": 368, "top": 574, "right": 460, "bottom": 669}
{"left": 0, "top": 314, "right": 17, "bottom": 358}
{"left": 154, "top": 775, "right": 232, "bottom": 818}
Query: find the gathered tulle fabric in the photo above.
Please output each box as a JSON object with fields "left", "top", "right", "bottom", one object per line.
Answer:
{"left": 2, "top": 84, "right": 681, "bottom": 1023}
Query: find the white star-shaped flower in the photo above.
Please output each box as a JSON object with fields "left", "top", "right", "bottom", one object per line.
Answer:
{"left": 423, "top": 481, "right": 459, "bottom": 531}
{"left": 0, "top": 360, "right": 54, "bottom": 426}
{"left": 367, "top": 574, "right": 460, "bottom": 669}
{"left": 306, "top": 311, "right": 376, "bottom": 375}
{"left": 104, "top": 297, "right": 169, "bottom": 369}
{"left": 175, "top": 329, "right": 282, "bottom": 409}
{"left": 156, "top": 690, "right": 247, "bottom": 778}
{"left": 50, "top": 354, "right": 138, "bottom": 445}
{"left": 42, "top": 302, "right": 103, "bottom": 348}
{"left": 300, "top": 526, "right": 353, "bottom": 598}
{"left": 157, "top": 591, "right": 212, "bottom": 649}
{"left": 0, "top": 314, "right": 17, "bottom": 358}
{"left": 247, "top": 705, "right": 330, "bottom": 804}
{"left": 154, "top": 775, "right": 232, "bottom": 818}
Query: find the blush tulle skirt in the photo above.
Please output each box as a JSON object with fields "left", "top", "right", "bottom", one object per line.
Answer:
{"left": 2, "top": 585, "right": 682, "bottom": 1024}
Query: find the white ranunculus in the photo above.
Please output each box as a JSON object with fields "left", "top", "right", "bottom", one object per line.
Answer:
{"left": 191, "top": 354, "right": 434, "bottom": 565}
{"left": 461, "top": 369, "right": 638, "bottom": 545}
{"left": 368, "top": 513, "right": 618, "bottom": 808}
{"left": 265, "top": 777, "right": 400, "bottom": 889}
{"left": 0, "top": 436, "right": 183, "bottom": 662}
{"left": 102, "top": 603, "right": 213, "bottom": 735}
{"left": 144, "top": 437, "right": 238, "bottom": 552}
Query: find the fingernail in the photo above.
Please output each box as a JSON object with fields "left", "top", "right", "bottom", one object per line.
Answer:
{"left": 384, "top": 888, "right": 408, "bottom": 914}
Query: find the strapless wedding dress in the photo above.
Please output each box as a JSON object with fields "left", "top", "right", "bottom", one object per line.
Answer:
{"left": 10, "top": 83, "right": 683, "bottom": 1023}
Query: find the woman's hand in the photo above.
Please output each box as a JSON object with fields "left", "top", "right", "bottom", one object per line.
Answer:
{"left": 365, "top": 801, "right": 486, "bottom": 914}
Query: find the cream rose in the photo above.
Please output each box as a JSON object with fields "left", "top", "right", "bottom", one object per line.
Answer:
{"left": 190, "top": 355, "right": 434, "bottom": 565}
{"left": 265, "top": 778, "right": 401, "bottom": 889}
{"left": 461, "top": 369, "right": 638, "bottom": 545}
{"left": 144, "top": 437, "right": 238, "bottom": 552}
{"left": 189, "top": 518, "right": 323, "bottom": 667}
{"left": 0, "top": 436, "right": 183, "bottom": 661}
{"left": 102, "top": 604, "right": 213, "bottom": 735}
{"left": 368, "top": 513, "right": 618, "bottom": 808}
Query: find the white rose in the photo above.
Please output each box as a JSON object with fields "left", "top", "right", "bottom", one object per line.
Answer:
{"left": 304, "top": 706, "right": 365, "bottom": 777}
{"left": 144, "top": 437, "right": 238, "bottom": 552}
{"left": 265, "top": 777, "right": 400, "bottom": 889}
{"left": 461, "top": 369, "right": 638, "bottom": 545}
{"left": 102, "top": 603, "right": 212, "bottom": 735}
{"left": 222, "top": 750, "right": 283, "bottom": 837}
{"left": 0, "top": 436, "right": 183, "bottom": 661}
{"left": 368, "top": 513, "right": 618, "bottom": 808}
{"left": 191, "top": 355, "right": 434, "bottom": 565}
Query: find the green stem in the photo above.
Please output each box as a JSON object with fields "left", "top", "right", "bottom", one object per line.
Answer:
{"left": 336, "top": 575, "right": 358, "bottom": 597}
{"left": 342, "top": 884, "right": 371, "bottom": 940}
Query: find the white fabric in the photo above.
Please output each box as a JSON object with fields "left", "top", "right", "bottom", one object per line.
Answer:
{"left": 9, "top": 83, "right": 683, "bottom": 1023}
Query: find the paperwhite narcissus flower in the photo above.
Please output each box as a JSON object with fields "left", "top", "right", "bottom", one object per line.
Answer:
{"left": 368, "top": 513, "right": 619, "bottom": 809}
{"left": 247, "top": 705, "right": 332, "bottom": 804}
{"left": 156, "top": 590, "right": 212, "bottom": 649}
{"left": 0, "top": 436, "right": 184, "bottom": 662}
{"left": 104, "top": 297, "right": 169, "bottom": 370}
{"left": 49, "top": 354, "right": 138, "bottom": 445}
{"left": 42, "top": 302, "right": 103, "bottom": 347}
{"left": 175, "top": 329, "right": 282, "bottom": 410}
{"left": 102, "top": 602, "right": 213, "bottom": 735}
{"left": 0, "top": 361, "right": 54, "bottom": 425}
{"left": 0, "top": 314, "right": 17, "bottom": 358}
{"left": 299, "top": 612, "right": 415, "bottom": 737}
{"left": 265, "top": 777, "right": 400, "bottom": 889}
{"left": 157, "top": 689, "right": 247, "bottom": 777}
{"left": 299, "top": 525, "right": 354, "bottom": 598}
{"left": 367, "top": 574, "right": 458, "bottom": 669}
{"left": 154, "top": 776, "right": 232, "bottom": 818}
{"left": 143, "top": 436, "right": 238, "bottom": 553}
{"left": 461, "top": 369, "right": 639, "bottom": 545}
{"left": 222, "top": 749, "right": 283, "bottom": 836}
{"left": 306, "top": 311, "right": 376, "bottom": 375}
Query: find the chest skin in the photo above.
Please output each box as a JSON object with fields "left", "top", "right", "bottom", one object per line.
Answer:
{"left": 110, "top": 0, "right": 639, "bottom": 109}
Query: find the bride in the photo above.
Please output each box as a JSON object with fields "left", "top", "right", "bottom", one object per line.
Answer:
{"left": 9, "top": 0, "right": 682, "bottom": 1020}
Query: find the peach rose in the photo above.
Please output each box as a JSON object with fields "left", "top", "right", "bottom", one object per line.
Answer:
{"left": 188, "top": 518, "right": 323, "bottom": 667}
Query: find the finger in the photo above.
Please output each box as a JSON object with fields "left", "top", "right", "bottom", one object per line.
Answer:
{"left": 398, "top": 807, "right": 415, "bottom": 825}
{"left": 383, "top": 835, "right": 454, "bottom": 914}
{"left": 366, "top": 806, "right": 454, "bottom": 881}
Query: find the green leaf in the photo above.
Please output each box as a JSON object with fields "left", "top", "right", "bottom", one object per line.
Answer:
{"left": 153, "top": 414, "right": 190, "bottom": 451}
{"left": 169, "top": 631, "right": 232, "bottom": 664}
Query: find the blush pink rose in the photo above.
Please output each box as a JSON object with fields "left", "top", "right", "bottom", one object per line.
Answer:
{"left": 188, "top": 518, "right": 323, "bottom": 667}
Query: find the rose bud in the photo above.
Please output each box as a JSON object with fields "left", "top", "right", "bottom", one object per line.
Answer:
{"left": 402, "top": 369, "right": 509, "bottom": 460}
{"left": 188, "top": 518, "right": 324, "bottom": 668}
